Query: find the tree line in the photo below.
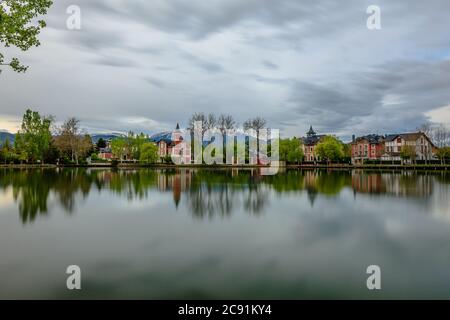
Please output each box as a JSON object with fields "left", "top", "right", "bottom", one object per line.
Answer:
{"left": 186, "top": 113, "right": 351, "bottom": 164}
{"left": 0, "top": 109, "right": 162, "bottom": 165}
{"left": 0, "top": 110, "right": 95, "bottom": 165}
{"left": 3, "top": 110, "right": 448, "bottom": 166}
{"left": 110, "top": 132, "right": 158, "bottom": 164}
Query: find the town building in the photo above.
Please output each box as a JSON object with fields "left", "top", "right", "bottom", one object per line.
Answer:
{"left": 381, "top": 132, "right": 436, "bottom": 161}
{"left": 98, "top": 152, "right": 114, "bottom": 160}
{"left": 97, "top": 138, "right": 114, "bottom": 161}
{"left": 149, "top": 124, "right": 191, "bottom": 164}
{"left": 301, "top": 126, "right": 326, "bottom": 162}
{"left": 351, "top": 134, "right": 384, "bottom": 165}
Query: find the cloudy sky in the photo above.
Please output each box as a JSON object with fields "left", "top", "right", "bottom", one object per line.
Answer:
{"left": 1, "top": 0, "right": 450, "bottom": 140}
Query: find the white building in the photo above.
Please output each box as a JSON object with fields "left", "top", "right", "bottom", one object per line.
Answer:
{"left": 381, "top": 132, "right": 436, "bottom": 161}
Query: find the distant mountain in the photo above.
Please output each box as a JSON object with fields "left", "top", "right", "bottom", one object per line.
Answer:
{"left": 91, "top": 133, "right": 122, "bottom": 143}
{"left": 0, "top": 132, "right": 15, "bottom": 146}
{"left": 0, "top": 132, "right": 122, "bottom": 146}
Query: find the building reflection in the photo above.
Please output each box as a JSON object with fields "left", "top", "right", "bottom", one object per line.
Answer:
{"left": 0, "top": 168, "right": 446, "bottom": 224}
{"left": 351, "top": 170, "right": 433, "bottom": 198}
{"left": 157, "top": 169, "right": 193, "bottom": 208}
{"left": 352, "top": 172, "right": 386, "bottom": 194}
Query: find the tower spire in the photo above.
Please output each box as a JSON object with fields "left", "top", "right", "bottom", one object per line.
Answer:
{"left": 307, "top": 125, "right": 316, "bottom": 137}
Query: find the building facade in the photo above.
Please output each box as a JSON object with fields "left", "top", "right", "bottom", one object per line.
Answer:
{"left": 301, "top": 126, "right": 325, "bottom": 162}
{"left": 351, "top": 134, "right": 384, "bottom": 165}
{"left": 97, "top": 139, "right": 113, "bottom": 161}
{"left": 149, "top": 124, "right": 191, "bottom": 164}
{"left": 381, "top": 132, "right": 436, "bottom": 161}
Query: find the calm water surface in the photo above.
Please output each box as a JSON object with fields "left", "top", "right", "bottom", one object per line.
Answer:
{"left": 1, "top": 168, "right": 450, "bottom": 299}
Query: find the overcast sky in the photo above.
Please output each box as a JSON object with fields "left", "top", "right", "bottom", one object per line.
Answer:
{"left": 1, "top": 0, "right": 450, "bottom": 140}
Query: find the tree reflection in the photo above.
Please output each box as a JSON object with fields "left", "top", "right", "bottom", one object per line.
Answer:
{"left": 188, "top": 170, "right": 241, "bottom": 219}
{"left": 0, "top": 168, "right": 445, "bottom": 224}
{"left": 12, "top": 170, "right": 51, "bottom": 223}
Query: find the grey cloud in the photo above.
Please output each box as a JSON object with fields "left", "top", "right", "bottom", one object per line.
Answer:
{"left": 64, "top": 27, "right": 124, "bottom": 51}
{"left": 49, "top": 0, "right": 360, "bottom": 43}
{"left": 249, "top": 74, "right": 291, "bottom": 86}
{"left": 288, "top": 59, "right": 450, "bottom": 135}
{"left": 194, "top": 60, "right": 224, "bottom": 73}
{"left": 2, "top": 0, "right": 450, "bottom": 136}
{"left": 262, "top": 60, "right": 278, "bottom": 70}
{"left": 93, "top": 56, "right": 138, "bottom": 68}
{"left": 180, "top": 52, "right": 225, "bottom": 74}
{"left": 144, "top": 77, "right": 165, "bottom": 88}
{"left": 45, "top": 0, "right": 450, "bottom": 50}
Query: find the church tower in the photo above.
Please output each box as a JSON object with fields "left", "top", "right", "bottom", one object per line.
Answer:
{"left": 307, "top": 125, "right": 316, "bottom": 137}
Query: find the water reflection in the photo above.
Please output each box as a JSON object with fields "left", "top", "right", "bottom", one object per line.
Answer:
{"left": 0, "top": 168, "right": 449, "bottom": 224}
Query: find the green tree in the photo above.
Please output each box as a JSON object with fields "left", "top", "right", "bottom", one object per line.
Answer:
{"left": 0, "top": 137, "right": 16, "bottom": 164}
{"left": 400, "top": 145, "right": 416, "bottom": 164}
{"left": 14, "top": 109, "right": 53, "bottom": 163}
{"left": 131, "top": 132, "right": 147, "bottom": 160}
{"left": 342, "top": 143, "right": 352, "bottom": 162}
{"left": 287, "top": 138, "right": 304, "bottom": 164}
{"left": 0, "top": 0, "right": 53, "bottom": 73}
{"left": 14, "top": 133, "right": 28, "bottom": 164}
{"left": 44, "top": 139, "right": 59, "bottom": 164}
{"left": 96, "top": 138, "right": 107, "bottom": 149}
{"left": 140, "top": 142, "right": 158, "bottom": 164}
{"left": 315, "top": 136, "right": 344, "bottom": 163}
{"left": 111, "top": 138, "right": 126, "bottom": 162}
{"left": 436, "top": 147, "right": 450, "bottom": 165}
{"left": 279, "top": 139, "right": 290, "bottom": 162}
{"left": 280, "top": 138, "right": 304, "bottom": 164}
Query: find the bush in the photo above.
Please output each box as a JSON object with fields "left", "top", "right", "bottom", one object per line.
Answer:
{"left": 364, "top": 160, "right": 402, "bottom": 165}
{"left": 415, "top": 160, "right": 442, "bottom": 165}
{"left": 163, "top": 155, "right": 173, "bottom": 164}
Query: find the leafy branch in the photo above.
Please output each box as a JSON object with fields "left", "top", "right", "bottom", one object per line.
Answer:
{"left": 0, "top": 0, "right": 53, "bottom": 74}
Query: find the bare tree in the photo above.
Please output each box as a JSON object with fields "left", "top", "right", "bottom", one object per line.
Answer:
{"left": 188, "top": 113, "right": 219, "bottom": 163}
{"left": 218, "top": 114, "right": 236, "bottom": 135}
{"left": 188, "top": 113, "right": 206, "bottom": 136}
{"left": 419, "top": 123, "right": 450, "bottom": 162}
{"left": 419, "top": 122, "right": 450, "bottom": 146}
{"left": 188, "top": 112, "right": 219, "bottom": 138}
{"left": 218, "top": 114, "right": 236, "bottom": 162}
{"left": 206, "top": 114, "right": 217, "bottom": 131}
{"left": 244, "top": 117, "right": 267, "bottom": 164}
{"left": 54, "top": 117, "right": 92, "bottom": 164}
{"left": 418, "top": 123, "right": 433, "bottom": 163}
{"left": 434, "top": 124, "right": 449, "bottom": 148}
{"left": 419, "top": 123, "right": 433, "bottom": 139}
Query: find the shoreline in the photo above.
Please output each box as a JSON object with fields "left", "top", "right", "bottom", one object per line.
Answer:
{"left": 0, "top": 163, "right": 448, "bottom": 171}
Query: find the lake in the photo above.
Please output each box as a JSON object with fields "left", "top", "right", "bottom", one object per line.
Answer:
{"left": 0, "top": 168, "right": 450, "bottom": 299}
